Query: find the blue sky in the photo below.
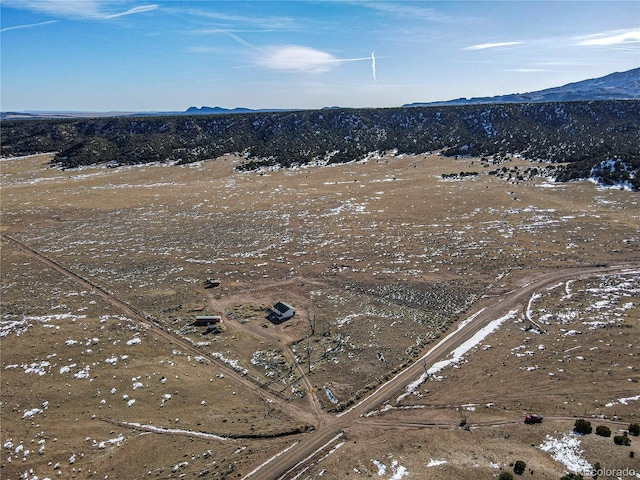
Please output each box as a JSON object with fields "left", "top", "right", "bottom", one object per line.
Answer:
{"left": 1, "top": 1, "right": 639, "bottom": 112}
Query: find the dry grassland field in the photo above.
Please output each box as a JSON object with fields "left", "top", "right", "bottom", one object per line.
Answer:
{"left": 1, "top": 152, "right": 639, "bottom": 480}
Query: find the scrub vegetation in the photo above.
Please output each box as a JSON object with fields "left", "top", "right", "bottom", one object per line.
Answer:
{"left": 1, "top": 147, "right": 638, "bottom": 479}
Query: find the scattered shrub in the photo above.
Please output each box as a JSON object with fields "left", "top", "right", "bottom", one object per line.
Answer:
{"left": 613, "top": 433, "right": 631, "bottom": 446}
{"left": 629, "top": 423, "right": 640, "bottom": 436}
{"left": 595, "top": 425, "right": 611, "bottom": 437}
{"left": 499, "top": 472, "right": 514, "bottom": 480}
{"left": 513, "top": 460, "right": 526, "bottom": 475}
{"left": 574, "top": 419, "right": 592, "bottom": 435}
{"left": 560, "top": 474, "right": 584, "bottom": 480}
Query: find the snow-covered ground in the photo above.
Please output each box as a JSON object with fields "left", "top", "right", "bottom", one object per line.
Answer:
{"left": 397, "top": 309, "right": 519, "bottom": 402}
{"left": 368, "top": 458, "right": 409, "bottom": 479}
{"left": 539, "top": 433, "right": 592, "bottom": 473}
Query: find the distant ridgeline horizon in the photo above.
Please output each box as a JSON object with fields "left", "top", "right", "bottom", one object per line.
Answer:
{"left": 2, "top": 67, "right": 638, "bottom": 118}
{"left": 180, "top": 67, "right": 640, "bottom": 114}
{"left": 2, "top": 99, "right": 639, "bottom": 191}
{"left": 182, "top": 67, "right": 640, "bottom": 113}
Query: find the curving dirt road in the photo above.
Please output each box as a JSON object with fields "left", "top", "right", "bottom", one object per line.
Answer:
{"left": 1, "top": 233, "right": 316, "bottom": 425}
{"left": 243, "top": 262, "right": 640, "bottom": 480}
{"left": 4, "top": 233, "right": 637, "bottom": 479}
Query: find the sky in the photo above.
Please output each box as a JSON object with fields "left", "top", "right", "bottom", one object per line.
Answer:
{"left": 1, "top": 0, "right": 639, "bottom": 112}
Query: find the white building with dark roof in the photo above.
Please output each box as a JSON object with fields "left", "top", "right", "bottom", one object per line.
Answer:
{"left": 270, "top": 302, "right": 296, "bottom": 321}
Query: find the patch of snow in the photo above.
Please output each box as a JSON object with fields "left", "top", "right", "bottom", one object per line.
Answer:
{"left": 22, "top": 408, "right": 43, "bottom": 419}
{"left": 563, "top": 330, "right": 581, "bottom": 337}
{"left": 397, "top": 309, "right": 518, "bottom": 402}
{"left": 539, "top": 433, "right": 592, "bottom": 473}
{"left": 0, "top": 313, "right": 84, "bottom": 338}
{"left": 23, "top": 361, "right": 51, "bottom": 376}
{"left": 605, "top": 394, "right": 640, "bottom": 408}
{"left": 97, "top": 433, "right": 124, "bottom": 449}
{"left": 211, "top": 352, "right": 248, "bottom": 375}
{"left": 119, "top": 420, "right": 228, "bottom": 441}
{"left": 371, "top": 459, "right": 387, "bottom": 476}
{"left": 74, "top": 365, "right": 90, "bottom": 379}
{"left": 389, "top": 459, "right": 409, "bottom": 479}
{"left": 240, "top": 440, "right": 299, "bottom": 480}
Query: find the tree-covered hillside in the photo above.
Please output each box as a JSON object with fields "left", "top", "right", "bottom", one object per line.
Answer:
{"left": 2, "top": 101, "right": 638, "bottom": 190}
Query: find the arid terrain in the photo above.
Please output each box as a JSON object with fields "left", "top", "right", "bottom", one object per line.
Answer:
{"left": 1, "top": 152, "right": 639, "bottom": 480}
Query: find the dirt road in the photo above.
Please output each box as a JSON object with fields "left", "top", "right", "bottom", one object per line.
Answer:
{"left": 243, "top": 263, "right": 640, "bottom": 480}
{"left": 1, "top": 233, "right": 317, "bottom": 426}
{"left": 4, "top": 232, "right": 637, "bottom": 478}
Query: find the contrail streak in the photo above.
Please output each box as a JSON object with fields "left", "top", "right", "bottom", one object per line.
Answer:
{"left": 1, "top": 20, "right": 58, "bottom": 33}
{"left": 371, "top": 51, "right": 377, "bottom": 82}
{"left": 224, "top": 31, "right": 263, "bottom": 51}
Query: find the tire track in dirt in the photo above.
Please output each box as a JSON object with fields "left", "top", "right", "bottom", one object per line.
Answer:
{"left": 244, "top": 262, "right": 640, "bottom": 480}
{"left": 358, "top": 415, "right": 633, "bottom": 431}
{"left": 215, "top": 303, "right": 325, "bottom": 422}
{"left": 1, "top": 233, "right": 316, "bottom": 425}
{"left": 5, "top": 233, "right": 637, "bottom": 477}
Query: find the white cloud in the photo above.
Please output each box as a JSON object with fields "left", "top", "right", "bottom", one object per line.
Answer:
{"left": 258, "top": 45, "right": 338, "bottom": 73}
{"left": 577, "top": 29, "right": 640, "bottom": 46}
{"left": 361, "top": 2, "right": 455, "bottom": 23}
{"left": 3, "top": 0, "right": 157, "bottom": 20}
{"left": 175, "top": 7, "right": 295, "bottom": 30}
{"left": 186, "top": 46, "right": 223, "bottom": 55}
{"left": 510, "top": 68, "right": 552, "bottom": 73}
{"left": 257, "top": 45, "right": 370, "bottom": 74}
{"left": 465, "top": 41, "right": 524, "bottom": 51}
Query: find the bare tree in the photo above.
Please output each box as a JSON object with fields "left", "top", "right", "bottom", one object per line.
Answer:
{"left": 305, "top": 337, "right": 313, "bottom": 373}
{"left": 305, "top": 305, "right": 319, "bottom": 336}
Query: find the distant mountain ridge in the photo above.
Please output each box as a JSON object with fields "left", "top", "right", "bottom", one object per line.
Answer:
{"left": 3, "top": 100, "right": 639, "bottom": 190}
{"left": 181, "top": 105, "right": 345, "bottom": 115}
{"left": 404, "top": 68, "right": 640, "bottom": 107}
{"left": 183, "top": 106, "right": 290, "bottom": 115}
{"left": 2, "top": 68, "right": 639, "bottom": 190}
{"left": 188, "top": 69, "right": 640, "bottom": 113}
{"left": 2, "top": 68, "right": 638, "bottom": 120}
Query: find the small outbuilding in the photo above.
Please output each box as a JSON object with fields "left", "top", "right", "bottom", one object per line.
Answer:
{"left": 192, "top": 315, "right": 222, "bottom": 327}
{"left": 269, "top": 302, "right": 296, "bottom": 322}
{"left": 203, "top": 278, "right": 221, "bottom": 289}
